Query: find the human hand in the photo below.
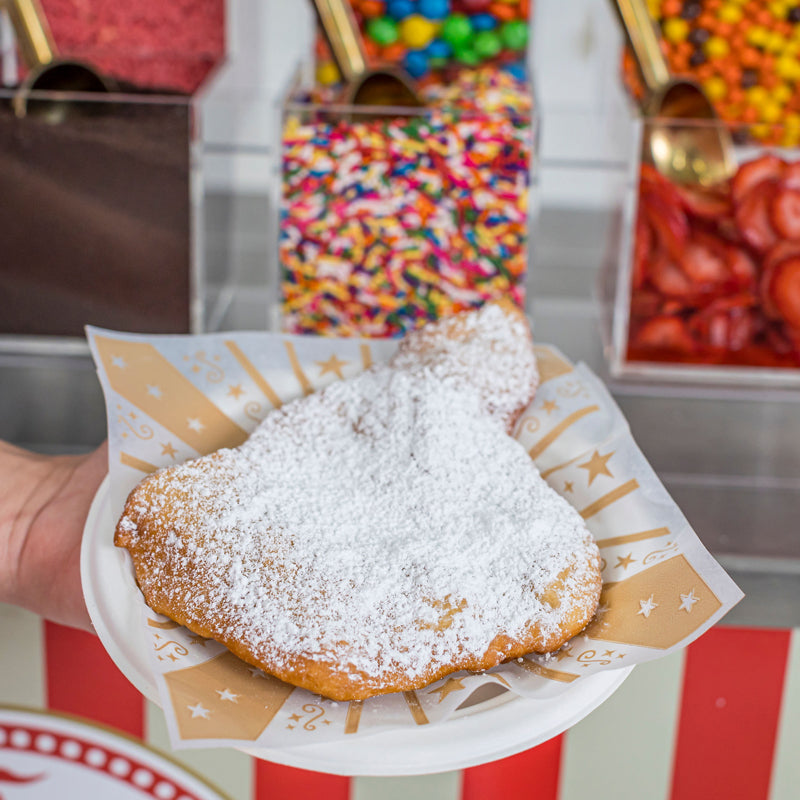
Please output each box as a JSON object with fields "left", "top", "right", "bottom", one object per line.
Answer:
{"left": 0, "top": 441, "right": 108, "bottom": 631}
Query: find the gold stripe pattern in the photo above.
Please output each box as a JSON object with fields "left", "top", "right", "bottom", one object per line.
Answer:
{"left": 517, "top": 659, "right": 579, "bottom": 683}
{"left": 120, "top": 452, "right": 158, "bottom": 474}
{"left": 344, "top": 700, "right": 363, "bottom": 735}
{"left": 596, "top": 527, "right": 671, "bottom": 549}
{"left": 533, "top": 345, "right": 575, "bottom": 384}
{"left": 403, "top": 691, "right": 430, "bottom": 725}
{"left": 528, "top": 405, "right": 600, "bottom": 461}
{"left": 94, "top": 336, "right": 248, "bottom": 454}
{"left": 580, "top": 479, "right": 640, "bottom": 520}
{"left": 224, "top": 341, "right": 283, "bottom": 409}
{"left": 360, "top": 343, "right": 373, "bottom": 370}
{"left": 283, "top": 341, "right": 313, "bottom": 396}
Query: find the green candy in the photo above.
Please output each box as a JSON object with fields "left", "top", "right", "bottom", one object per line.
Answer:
{"left": 453, "top": 45, "right": 480, "bottom": 66}
{"left": 367, "top": 16, "right": 399, "bottom": 46}
{"left": 473, "top": 30, "right": 502, "bottom": 60}
{"left": 501, "top": 19, "right": 529, "bottom": 51}
{"left": 441, "top": 14, "right": 473, "bottom": 48}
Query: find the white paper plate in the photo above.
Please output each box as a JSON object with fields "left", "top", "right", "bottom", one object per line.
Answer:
{"left": 0, "top": 705, "right": 228, "bottom": 799}
{"left": 82, "top": 476, "right": 632, "bottom": 776}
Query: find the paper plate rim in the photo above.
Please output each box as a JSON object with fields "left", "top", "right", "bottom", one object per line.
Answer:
{"left": 81, "top": 476, "right": 633, "bottom": 775}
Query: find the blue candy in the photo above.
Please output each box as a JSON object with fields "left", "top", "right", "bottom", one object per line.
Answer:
{"left": 425, "top": 37, "right": 452, "bottom": 59}
{"left": 470, "top": 13, "right": 496, "bottom": 31}
{"left": 503, "top": 61, "right": 527, "bottom": 82}
{"left": 387, "top": 0, "right": 415, "bottom": 20}
{"left": 404, "top": 50, "right": 430, "bottom": 78}
{"left": 417, "top": 0, "right": 450, "bottom": 20}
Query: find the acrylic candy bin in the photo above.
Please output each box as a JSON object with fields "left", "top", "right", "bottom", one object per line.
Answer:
{"left": 278, "top": 66, "right": 538, "bottom": 338}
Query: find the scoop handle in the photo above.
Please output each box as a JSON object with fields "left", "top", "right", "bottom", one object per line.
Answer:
{"left": 612, "top": 0, "right": 670, "bottom": 94}
{"left": 4, "top": 0, "right": 57, "bottom": 69}
{"left": 310, "top": 0, "right": 367, "bottom": 85}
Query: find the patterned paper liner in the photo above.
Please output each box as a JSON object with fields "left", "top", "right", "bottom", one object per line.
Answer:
{"left": 87, "top": 327, "right": 743, "bottom": 750}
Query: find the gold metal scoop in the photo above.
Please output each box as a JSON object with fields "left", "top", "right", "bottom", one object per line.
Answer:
{"left": 311, "top": 0, "right": 422, "bottom": 110}
{"left": 614, "top": 0, "right": 736, "bottom": 187}
{"left": 4, "top": 0, "right": 116, "bottom": 122}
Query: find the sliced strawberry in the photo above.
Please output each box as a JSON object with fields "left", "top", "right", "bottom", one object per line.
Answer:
{"left": 650, "top": 250, "right": 699, "bottom": 300}
{"left": 676, "top": 184, "right": 732, "bottom": 220}
{"left": 632, "top": 315, "right": 696, "bottom": 354}
{"left": 762, "top": 256, "right": 800, "bottom": 329}
{"left": 734, "top": 179, "right": 780, "bottom": 253}
{"left": 726, "top": 245, "right": 758, "bottom": 289}
{"left": 680, "top": 233, "right": 730, "bottom": 288}
{"left": 764, "top": 239, "right": 800, "bottom": 273}
{"left": 632, "top": 214, "right": 652, "bottom": 291}
{"left": 630, "top": 288, "right": 663, "bottom": 318}
{"left": 770, "top": 186, "right": 800, "bottom": 239}
{"left": 640, "top": 164, "right": 685, "bottom": 209}
{"left": 641, "top": 189, "right": 690, "bottom": 261}
{"left": 781, "top": 159, "right": 800, "bottom": 189}
{"left": 731, "top": 154, "right": 785, "bottom": 204}
{"left": 689, "top": 300, "right": 756, "bottom": 352}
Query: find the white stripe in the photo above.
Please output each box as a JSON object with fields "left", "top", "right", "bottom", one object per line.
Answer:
{"left": 145, "top": 699, "right": 253, "bottom": 800}
{"left": 0, "top": 604, "right": 44, "bottom": 707}
{"left": 352, "top": 772, "right": 461, "bottom": 800}
{"left": 769, "top": 628, "right": 800, "bottom": 800}
{"left": 559, "top": 651, "right": 685, "bottom": 800}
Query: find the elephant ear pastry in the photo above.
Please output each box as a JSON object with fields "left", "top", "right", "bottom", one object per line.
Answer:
{"left": 115, "top": 301, "right": 602, "bottom": 701}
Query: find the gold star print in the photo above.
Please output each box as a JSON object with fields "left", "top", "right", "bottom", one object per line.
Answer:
{"left": 602, "top": 650, "right": 615, "bottom": 658}
{"left": 578, "top": 450, "right": 615, "bottom": 485}
{"left": 161, "top": 442, "right": 178, "bottom": 459}
{"left": 288, "top": 713, "right": 303, "bottom": 722}
{"left": 556, "top": 645, "right": 573, "bottom": 662}
{"left": 615, "top": 553, "right": 636, "bottom": 570}
{"left": 228, "top": 384, "right": 245, "bottom": 399}
{"left": 191, "top": 364, "right": 201, "bottom": 373}
{"left": 317, "top": 354, "right": 349, "bottom": 379}
{"left": 563, "top": 481, "right": 574, "bottom": 493}
{"left": 542, "top": 400, "right": 559, "bottom": 414}
{"left": 428, "top": 677, "right": 466, "bottom": 703}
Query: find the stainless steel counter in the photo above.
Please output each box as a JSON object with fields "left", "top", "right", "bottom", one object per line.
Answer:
{"left": 1, "top": 201, "right": 798, "bottom": 627}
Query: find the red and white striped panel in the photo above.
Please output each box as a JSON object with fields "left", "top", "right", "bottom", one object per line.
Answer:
{"left": 1, "top": 606, "right": 798, "bottom": 800}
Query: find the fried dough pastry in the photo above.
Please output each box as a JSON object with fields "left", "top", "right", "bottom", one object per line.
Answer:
{"left": 115, "top": 301, "right": 602, "bottom": 701}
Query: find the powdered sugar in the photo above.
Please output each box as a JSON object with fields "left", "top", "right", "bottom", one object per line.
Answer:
{"left": 120, "top": 304, "right": 599, "bottom": 691}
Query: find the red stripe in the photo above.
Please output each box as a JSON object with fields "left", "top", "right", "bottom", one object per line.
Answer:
{"left": 461, "top": 735, "right": 563, "bottom": 800}
{"left": 44, "top": 622, "right": 145, "bottom": 739}
{"left": 254, "top": 760, "right": 350, "bottom": 799}
{"left": 670, "top": 626, "right": 791, "bottom": 800}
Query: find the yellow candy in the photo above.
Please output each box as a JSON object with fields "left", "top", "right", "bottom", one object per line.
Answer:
{"left": 662, "top": 17, "right": 689, "bottom": 44}
{"left": 781, "top": 130, "right": 800, "bottom": 147}
{"left": 316, "top": 60, "right": 341, "bottom": 86}
{"left": 400, "top": 15, "right": 437, "bottom": 50}
{"left": 746, "top": 26, "right": 769, "bottom": 47}
{"left": 769, "top": 1, "right": 788, "bottom": 19}
{"left": 718, "top": 4, "right": 744, "bottom": 24}
{"left": 704, "top": 36, "right": 730, "bottom": 58}
{"left": 786, "top": 112, "right": 800, "bottom": 130}
{"left": 774, "top": 83, "right": 793, "bottom": 104}
{"left": 746, "top": 86, "right": 769, "bottom": 106}
{"left": 703, "top": 76, "right": 728, "bottom": 102}
{"left": 760, "top": 100, "right": 783, "bottom": 124}
{"left": 750, "top": 123, "right": 772, "bottom": 141}
{"left": 765, "top": 32, "right": 786, "bottom": 53}
{"left": 776, "top": 54, "right": 800, "bottom": 80}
